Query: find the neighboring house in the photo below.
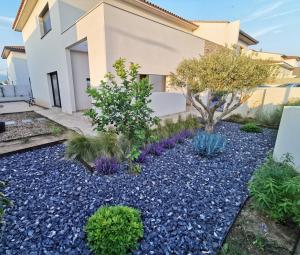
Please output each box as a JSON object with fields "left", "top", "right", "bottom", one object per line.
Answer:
{"left": 245, "top": 50, "right": 300, "bottom": 79}
{"left": 191, "top": 20, "right": 258, "bottom": 50}
{"left": 13, "top": 0, "right": 208, "bottom": 114}
{"left": 1, "top": 46, "right": 30, "bottom": 86}
{"left": 293, "top": 67, "right": 300, "bottom": 77}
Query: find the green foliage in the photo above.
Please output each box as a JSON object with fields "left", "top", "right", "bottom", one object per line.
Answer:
{"left": 249, "top": 155, "right": 300, "bottom": 225}
{"left": 50, "top": 125, "right": 64, "bottom": 136}
{"left": 85, "top": 206, "right": 143, "bottom": 255}
{"left": 255, "top": 108, "right": 283, "bottom": 128}
{"left": 170, "top": 48, "right": 275, "bottom": 133}
{"left": 225, "top": 114, "right": 255, "bottom": 124}
{"left": 0, "top": 180, "right": 11, "bottom": 230}
{"left": 171, "top": 48, "right": 276, "bottom": 93}
{"left": 66, "top": 132, "right": 124, "bottom": 163}
{"left": 255, "top": 99, "right": 300, "bottom": 129}
{"left": 86, "top": 58, "right": 159, "bottom": 148}
{"left": 149, "top": 115, "right": 199, "bottom": 141}
{"left": 240, "top": 122, "right": 262, "bottom": 133}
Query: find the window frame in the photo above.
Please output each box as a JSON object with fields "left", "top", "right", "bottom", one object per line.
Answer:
{"left": 39, "top": 3, "right": 52, "bottom": 38}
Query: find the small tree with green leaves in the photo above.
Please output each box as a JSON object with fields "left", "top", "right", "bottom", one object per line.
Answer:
{"left": 171, "top": 48, "right": 276, "bottom": 133}
{"left": 86, "top": 58, "right": 159, "bottom": 166}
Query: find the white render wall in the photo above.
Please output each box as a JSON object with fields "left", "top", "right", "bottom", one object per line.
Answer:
{"left": 274, "top": 107, "right": 300, "bottom": 172}
{"left": 20, "top": 0, "right": 205, "bottom": 114}
{"left": 6, "top": 51, "right": 30, "bottom": 87}
{"left": 104, "top": 3, "right": 204, "bottom": 76}
{"left": 192, "top": 21, "right": 240, "bottom": 48}
{"left": 150, "top": 92, "right": 186, "bottom": 117}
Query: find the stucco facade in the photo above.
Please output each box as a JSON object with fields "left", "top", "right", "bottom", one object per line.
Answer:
{"left": 192, "top": 20, "right": 258, "bottom": 50}
{"left": 245, "top": 50, "right": 299, "bottom": 78}
{"left": 14, "top": 0, "right": 205, "bottom": 114}
{"left": 1, "top": 47, "right": 30, "bottom": 86}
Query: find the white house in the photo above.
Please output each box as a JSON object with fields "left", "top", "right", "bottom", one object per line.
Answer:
{"left": 12, "top": 0, "right": 209, "bottom": 115}
{"left": 1, "top": 46, "right": 30, "bottom": 86}
{"left": 191, "top": 20, "right": 258, "bottom": 50}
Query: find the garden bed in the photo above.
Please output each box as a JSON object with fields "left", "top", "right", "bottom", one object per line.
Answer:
{"left": 219, "top": 199, "right": 299, "bottom": 255}
{"left": 0, "top": 122, "right": 276, "bottom": 254}
{"left": 0, "top": 111, "right": 66, "bottom": 142}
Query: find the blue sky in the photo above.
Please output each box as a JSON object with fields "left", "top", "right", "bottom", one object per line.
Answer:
{"left": 0, "top": 0, "right": 300, "bottom": 79}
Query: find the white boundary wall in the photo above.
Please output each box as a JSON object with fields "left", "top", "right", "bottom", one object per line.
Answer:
{"left": 231, "top": 87, "right": 300, "bottom": 117}
{"left": 273, "top": 106, "right": 300, "bottom": 172}
{"left": 150, "top": 92, "right": 186, "bottom": 117}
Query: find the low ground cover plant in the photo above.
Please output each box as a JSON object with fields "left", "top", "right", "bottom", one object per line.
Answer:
{"left": 85, "top": 206, "right": 143, "bottom": 255}
{"left": 240, "top": 122, "right": 262, "bottom": 133}
{"left": 1, "top": 180, "right": 11, "bottom": 232}
{"left": 249, "top": 155, "right": 300, "bottom": 226}
{"left": 192, "top": 132, "right": 226, "bottom": 157}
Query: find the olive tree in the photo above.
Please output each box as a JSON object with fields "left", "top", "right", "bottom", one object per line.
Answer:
{"left": 170, "top": 48, "right": 276, "bottom": 133}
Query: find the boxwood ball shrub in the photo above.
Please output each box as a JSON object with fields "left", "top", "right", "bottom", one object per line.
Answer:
{"left": 192, "top": 131, "right": 226, "bottom": 157}
{"left": 94, "top": 157, "right": 119, "bottom": 175}
{"left": 85, "top": 206, "right": 144, "bottom": 255}
{"left": 249, "top": 155, "right": 300, "bottom": 225}
{"left": 240, "top": 122, "right": 262, "bottom": 133}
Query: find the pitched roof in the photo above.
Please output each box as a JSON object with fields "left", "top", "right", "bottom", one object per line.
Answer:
{"left": 282, "top": 55, "right": 300, "bottom": 61}
{"left": 13, "top": 0, "right": 198, "bottom": 31}
{"left": 1, "top": 46, "right": 26, "bottom": 59}
{"left": 138, "top": 0, "right": 198, "bottom": 28}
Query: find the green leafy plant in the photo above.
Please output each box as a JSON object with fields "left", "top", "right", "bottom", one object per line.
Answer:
{"left": 86, "top": 58, "right": 159, "bottom": 149}
{"left": 1, "top": 180, "right": 11, "bottom": 230}
{"left": 85, "top": 206, "right": 144, "bottom": 255}
{"left": 240, "top": 122, "right": 262, "bottom": 133}
{"left": 171, "top": 48, "right": 275, "bottom": 133}
{"left": 249, "top": 154, "right": 300, "bottom": 225}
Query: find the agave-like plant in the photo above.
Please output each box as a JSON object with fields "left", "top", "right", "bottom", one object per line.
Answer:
{"left": 192, "top": 132, "right": 226, "bottom": 157}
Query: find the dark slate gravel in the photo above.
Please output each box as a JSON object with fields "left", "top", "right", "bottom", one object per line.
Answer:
{"left": 0, "top": 122, "right": 276, "bottom": 255}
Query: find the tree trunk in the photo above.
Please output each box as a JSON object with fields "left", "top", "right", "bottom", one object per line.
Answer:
{"left": 205, "top": 120, "right": 214, "bottom": 133}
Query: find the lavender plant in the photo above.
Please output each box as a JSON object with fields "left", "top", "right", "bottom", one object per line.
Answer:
{"left": 94, "top": 157, "right": 119, "bottom": 175}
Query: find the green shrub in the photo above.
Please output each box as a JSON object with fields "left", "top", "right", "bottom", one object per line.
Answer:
{"left": 85, "top": 206, "right": 144, "bottom": 255}
{"left": 255, "top": 108, "right": 283, "bottom": 128}
{"left": 50, "top": 125, "right": 64, "bottom": 136}
{"left": 86, "top": 58, "right": 158, "bottom": 147}
{"left": 150, "top": 115, "right": 200, "bottom": 141}
{"left": 66, "top": 132, "right": 125, "bottom": 163}
{"left": 255, "top": 99, "right": 300, "bottom": 129}
{"left": 1, "top": 180, "right": 11, "bottom": 230}
{"left": 225, "top": 113, "right": 255, "bottom": 124}
{"left": 240, "top": 122, "right": 262, "bottom": 133}
{"left": 249, "top": 155, "right": 300, "bottom": 225}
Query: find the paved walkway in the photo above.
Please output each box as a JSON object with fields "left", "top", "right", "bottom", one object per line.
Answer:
{"left": 0, "top": 102, "right": 96, "bottom": 136}
{"left": 35, "top": 108, "right": 96, "bottom": 136}
{"left": 0, "top": 101, "right": 41, "bottom": 114}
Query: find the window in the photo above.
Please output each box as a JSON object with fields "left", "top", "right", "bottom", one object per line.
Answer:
{"left": 39, "top": 4, "right": 51, "bottom": 37}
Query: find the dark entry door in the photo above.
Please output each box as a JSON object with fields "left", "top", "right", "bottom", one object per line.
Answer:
{"left": 50, "top": 72, "right": 61, "bottom": 107}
